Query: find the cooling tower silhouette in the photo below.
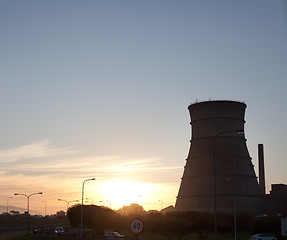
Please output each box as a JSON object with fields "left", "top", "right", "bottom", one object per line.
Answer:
{"left": 175, "top": 100, "right": 264, "bottom": 214}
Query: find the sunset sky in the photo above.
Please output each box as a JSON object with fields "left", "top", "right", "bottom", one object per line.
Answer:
{"left": 0, "top": 1, "right": 286, "bottom": 215}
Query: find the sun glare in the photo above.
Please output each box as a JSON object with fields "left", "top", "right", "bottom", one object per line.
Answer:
{"left": 93, "top": 181, "right": 152, "bottom": 209}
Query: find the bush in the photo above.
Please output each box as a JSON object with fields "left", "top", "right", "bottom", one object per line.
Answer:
{"left": 67, "top": 204, "right": 118, "bottom": 234}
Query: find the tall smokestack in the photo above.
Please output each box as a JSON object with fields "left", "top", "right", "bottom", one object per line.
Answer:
{"left": 258, "top": 143, "right": 266, "bottom": 195}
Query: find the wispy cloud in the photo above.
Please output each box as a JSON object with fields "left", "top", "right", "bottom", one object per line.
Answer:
{"left": 0, "top": 140, "right": 181, "bottom": 180}
{"left": 0, "top": 139, "right": 81, "bottom": 163}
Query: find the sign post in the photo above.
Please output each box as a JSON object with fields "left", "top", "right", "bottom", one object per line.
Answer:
{"left": 130, "top": 218, "right": 144, "bottom": 240}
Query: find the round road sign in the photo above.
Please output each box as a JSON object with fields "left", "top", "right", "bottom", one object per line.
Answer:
{"left": 130, "top": 218, "right": 144, "bottom": 234}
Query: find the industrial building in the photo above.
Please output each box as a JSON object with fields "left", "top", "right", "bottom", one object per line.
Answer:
{"left": 175, "top": 100, "right": 265, "bottom": 214}
{"left": 265, "top": 184, "right": 287, "bottom": 215}
{"left": 258, "top": 144, "right": 287, "bottom": 215}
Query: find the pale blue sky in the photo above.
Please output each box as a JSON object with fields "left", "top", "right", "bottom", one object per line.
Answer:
{"left": 0, "top": 0, "right": 286, "bottom": 214}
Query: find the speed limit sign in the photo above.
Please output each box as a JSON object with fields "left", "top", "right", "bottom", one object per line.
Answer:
{"left": 130, "top": 218, "right": 144, "bottom": 234}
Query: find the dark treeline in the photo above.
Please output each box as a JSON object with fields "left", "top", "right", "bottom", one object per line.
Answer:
{"left": 67, "top": 204, "right": 283, "bottom": 238}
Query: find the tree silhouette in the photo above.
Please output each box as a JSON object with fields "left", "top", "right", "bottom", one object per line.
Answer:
{"left": 67, "top": 204, "right": 117, "bottom": 234}
{"left": 116, "top": 203, "right": 146, "bottom": 216}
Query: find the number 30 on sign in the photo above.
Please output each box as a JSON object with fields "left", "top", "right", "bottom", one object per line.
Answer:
{"left": 130, "top": 218, "right": 144, "bottom": 234}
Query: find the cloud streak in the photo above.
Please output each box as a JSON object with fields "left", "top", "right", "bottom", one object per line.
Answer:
{"left": 0, "top": 140, "right": 181, "bottom": 181}
{"left": 0, "top": 139, "right": 81, "bottom": 163}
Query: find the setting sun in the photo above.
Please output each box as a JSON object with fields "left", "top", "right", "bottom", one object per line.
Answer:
{"left": 83, "top": 180, "right": 178, "bottom": 212}
{"left": 94, "top": 181, "right": 153, "bottom": 209}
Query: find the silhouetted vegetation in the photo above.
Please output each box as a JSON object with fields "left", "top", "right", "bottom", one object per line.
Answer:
{"left": 116, "top": 203, "right": 146, "bottom": 216}
{"left": 67, "top": 204, "right": 126, "bottom": 234}
{"left": 0, "top": 207, "right": 283, "bottom": 240}
{"left": 65, "top": 204, "right": 283, "bottom": 239}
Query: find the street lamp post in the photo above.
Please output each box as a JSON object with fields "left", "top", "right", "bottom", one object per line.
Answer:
{"left": 14, "top": 192, "right": 42, "bottom": 215}
{"left": 42, "top": 200, "right": 47, "bottom": 216}
{"left": 232, "top": 182, "right": 237, "bottom": 240}
{"left": 213, "top": 130, "right": 243, "bottom": 240}
{"left": 136, "top": 195, "right": 142, "bottom": 214}
{"left": 58, "top": 199, "right": 79, "bottom": 213}
{"left": 95, "top": 200, "right": 102, "bottom": 205}
{"left": 106, "top": 200, "right": 111, "bottom": 208}
{"left": 158, "top": 200, "right": 163, "bottom": 211}
{"left": 225, "top": 177, "right": 237, "bottom": 240}
{"left": 7, "top": 197, "right": 12, "bottom": 213}
{"left": 85, "top": 198, "right": 94, "bottom": 204}
{"left": 80, "top": 178, "right": 95, "bottom": 240}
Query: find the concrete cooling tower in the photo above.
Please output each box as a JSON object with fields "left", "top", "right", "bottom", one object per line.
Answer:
{"left": 175, "top": 100, "right": 264, "bottom": 214}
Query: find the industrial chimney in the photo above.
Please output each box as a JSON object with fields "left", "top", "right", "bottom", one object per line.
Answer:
{"left": 258, "top": 144, "right": 266, "bottom": 195}
{"left": 175, "top": 100, "right": 264, "bottom": 214}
